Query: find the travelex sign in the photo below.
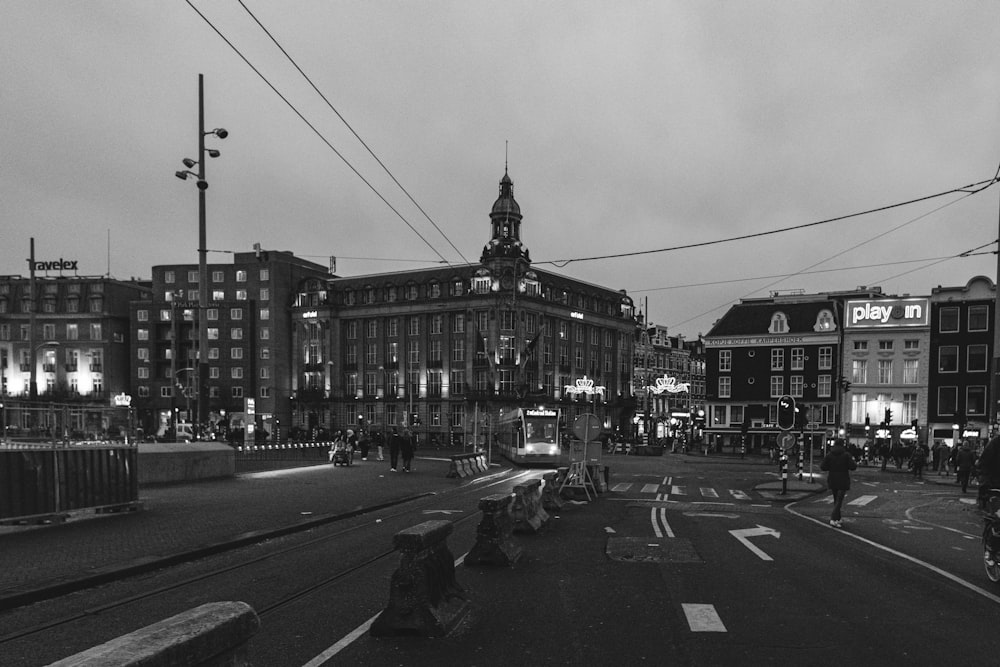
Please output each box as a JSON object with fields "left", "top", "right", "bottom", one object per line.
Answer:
{"left": 845, "top": 298, "right": 929, "bottom": 328}
{"left": 32, "top": 258, "right": 78, "bottom": 272}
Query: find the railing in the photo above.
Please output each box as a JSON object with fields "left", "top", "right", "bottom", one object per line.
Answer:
{"left": 0, "top": 444, "right": 139, "bottom": 522}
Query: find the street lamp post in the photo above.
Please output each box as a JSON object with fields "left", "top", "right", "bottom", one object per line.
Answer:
{"left": 176, "top": 73, "right": 227, "bottom": 435}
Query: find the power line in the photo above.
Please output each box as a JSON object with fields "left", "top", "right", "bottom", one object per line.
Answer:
{"left": 183, "top": 0, "right": 451, "bottom": 265}
{"left": 235, "top": 0, "right": 472, "bottom": 267}
{"left": 537, "top": 176, "right": 998, "bottom": 267}
{"left": 631, "top": 249, "right": 995, "bottom": 293}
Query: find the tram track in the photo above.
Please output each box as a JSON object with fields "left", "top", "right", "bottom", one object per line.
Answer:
{"left": 0, "top": 468, "right": 537, "bottom": 649}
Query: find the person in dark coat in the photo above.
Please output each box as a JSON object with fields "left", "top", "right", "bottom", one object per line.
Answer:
{"left": 821, "top": 438, "right": 857, "bottom": 528}
{"left": 400, "top": 426, "right": 415, "bottom": 472}
{"left": 955, "top": 442, "right": 978, "bottom": 494}
{"left": 388, "top": 426, "right": 401, "bottom": 472}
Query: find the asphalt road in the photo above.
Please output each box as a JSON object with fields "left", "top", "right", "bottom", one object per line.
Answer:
{"left": 3, "top": 453, "right": 999, "bottom": 666}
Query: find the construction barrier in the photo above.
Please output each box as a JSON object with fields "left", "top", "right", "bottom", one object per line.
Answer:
{"left": 370, "top": 520, "right": 469, "bottom": 637}
{"left": 510, "top": 479, "right": 550, "bottom": 534}
{"left": 465, "top": 493, "right": 523, "bottom": 567}
{"left": 445, "top": 451, "right": 488, "bottom": 478}
{"left": 540, "top": 470, "right": 565, "bottom": 512}
{"left": 49, "top": 601, "right": 259, "bottom": 666}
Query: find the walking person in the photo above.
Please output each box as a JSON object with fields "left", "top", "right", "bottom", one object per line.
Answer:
{"left": 978, "top": 434, "right": 1000, "bottom": 510}
{"left": 375, "top": 430, "right": 385, "bottom": 461}
{"left": 910, "top": 442, "right": 928, "bottom": 480}
{"left": 821, "top": 438, "right": 857, "bottom": 528}
{"left": 358, "top": 430, "right": 370, "bottom": 461}
{"left": 955, "top": 441, "right": 977, "bottom": 494}
{"left": 400, "top": 425, "right": 415, "bottom": 472}
{"left": 388, "top": 426, "right": 401, "bottom": 472}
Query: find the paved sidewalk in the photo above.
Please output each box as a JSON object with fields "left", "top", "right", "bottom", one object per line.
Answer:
{"left": 0, "top": 452, "right": 471, "bottom": 611}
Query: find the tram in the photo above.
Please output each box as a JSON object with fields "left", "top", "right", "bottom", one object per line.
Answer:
{"left": 495, "top": 406, "right": 563, "bottom": 465}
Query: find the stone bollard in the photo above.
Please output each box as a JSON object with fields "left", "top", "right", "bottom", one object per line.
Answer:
{"left": 511, "top": 479, "right": 550, "bottom": 533}
{"left": 370, "top": 520, "right": 469, "bottom": 637}
{"left": 49, "top": 601, "right": 259, "bottom": 667}
{"left": 465, "top": 493, "right": 524, "bottom": 566}
{"left": 540, "top": 471, "right": 564, "bottom": 512}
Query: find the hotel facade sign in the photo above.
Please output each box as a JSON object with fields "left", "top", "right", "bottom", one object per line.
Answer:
{"left": 705, "top": 334, "right": 839, "bottom": 348}
{"left": 844, "top": 298, "right": 929, "bottom": 329}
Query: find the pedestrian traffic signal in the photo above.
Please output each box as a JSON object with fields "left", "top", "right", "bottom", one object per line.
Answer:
{"left": 776, "top": 395, "right": 796, "bottom": 430}
{"left": 884, "top": 408, "right": 892, "bottom": 424}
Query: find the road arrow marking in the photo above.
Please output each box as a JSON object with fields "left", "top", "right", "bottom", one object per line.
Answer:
{"left": 729, "top": 524, "right": 781, "bottom": 561}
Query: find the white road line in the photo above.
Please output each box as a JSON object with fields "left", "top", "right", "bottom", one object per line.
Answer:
{"left": 700, "top": 487, "right": 719, "bottom": 498}
{"left": 651, "top": 506, "right": 674, "bottom": 538}
{"left": 670, "top": 485, "right": 686, "bottom": 495}
{"left": 611, "top": 482, "right": 632, "bottom": 492}
{"left": 682, "top": 603, "right": 727, "bottom": 632}
{"left": 848, "top": 494, "right": 877, "bottom": 506}
{"left": 785, "top": 502, "right": 1000, "bottom": 606}
{"left": 814, "top": 496, "right": 834, "bottom": 504}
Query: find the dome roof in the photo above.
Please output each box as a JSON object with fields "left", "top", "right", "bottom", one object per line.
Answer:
{"left": 491, "top": 170, "right": 521, "bottom": 217}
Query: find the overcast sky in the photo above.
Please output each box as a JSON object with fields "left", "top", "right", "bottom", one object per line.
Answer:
{"left": 3, "top": 1, "right": 998, "bottom": 337}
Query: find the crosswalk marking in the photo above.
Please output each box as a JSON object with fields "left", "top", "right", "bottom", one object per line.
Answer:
{"left": 670, "top": 485, "right": 686, "bottom": 495}
{"left": 641, "top": 483, "right": 661, "bottom": 494}
{"left": 700, "top": 487, "right": 719, "bottom": 498}
{"left": 848, "top": 494, "right": 877, "bottom": 506}
{"left": 730, "top": 490, "right": 750, "bottom": 500}
{"left": 682, "top": 603, "right": 727, "bottom": 632}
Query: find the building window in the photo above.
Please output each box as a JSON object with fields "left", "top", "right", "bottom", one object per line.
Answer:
{"left": 877, "top": 360, "right": 892, "bottom": 384}
{"left": 939, "top": 307, "right": 959, "bottom": 333}
{"left": 236, "top": 270, "right": 247, "bottom": 282}
{"left": 429, "top": 282, "right": 441, "bottom": 298}
{"left": 232, "top": 386, "right": 244, "bottom": 398}
{"left": 938, "top": 346, "right": 958, "bottom": 373}
{"left": 231, "top": 347, "right": 243, "bottom": 360}
{"left": 818, "top": 347, "right": 832, "bottom": 370}
{"left": 259, "top": 268, "right": 269, "bottom": 281}
{"left": 968, "top": 386, "right": 987, "bottom": 416}
{"left": 137, "top": 309, "right": 148, "bottom": 322}
{"left": 429, "top": 339, "right": 442, "bottom": 363}
{"left": 791, "top": 348, "right": 804, "bottom": 371}
{"left": 818, "top": 375, "right": 831, "bottom": 397}
{"left": 260, "top": 288, "right": 269, "bottom": 301}
{"left": 903, "top": 359, "right": 919, "bottom": 384}
{"left": 137, "top": 348, "right": 149, "bottom": 361}
{"left": 164, "top": 270, "right": 175, "bottom": 283}
{"left": 969, "top": 305, "right": 989, "bottom": 332}
{"left": 451, "top": 369, "right": 465, "bottom": 394}
{"left": 161, "top": 386, "right": 173, "bottom": 398}
{"left": 770, "top": 349, "right": 784, "bottom": 371}
{"left": 408, "top": 317, "right": 420, "bottom": 336}
{"left": 790, "top": 376, "right": 804, "bottom": 397}
{"left": 230, "top": 308, "right": 242, "bottom": 320}
{"left": 232, "top": 367, "right": 243, "bottom": 379}
{"left": 208, "top": 328, "right": 219, "bottom": 340}
{"left": 904, "top": 339, "right": 919, "bottom": 350}
{"left": 453, "top": 313, "right": 466, "bottom": 334}
{"left": 878, "top": 340, "right": 893, "bottom": 351}
{"left": 903, "top": 393, "right": 918, "bottom": 424}
{"left": 428, "top": 369, "right": 442, "bottom": 397}
{"left": 718, "top": 377, "right": 731, "bottom": 398}
{"left": 769, "top": 312, "right": 788, "bottom": 334}
{"left": 852, "top": 359, "right": 867, "bottom": 384}
{"left": 853, "top": 340, "right": 868, "bottom": 351}
{"left": 260, "top": 308, "right": 269, "bottom": 321}
{"left": 212, "top": 270, "right": 224, "bottom": 282}
{"left": 346, "top": 321, "right": 358, "bottom": 340}
{"left": 851, "top": 393, "right": 868, "bottom": 423}
{"left": 770, "top": 376, "right": 783, "bottom": 398}
{"left": 231, "top": 328, "right": 243, "bottom": 340}
{"left": 968, "top": 344, "right": 988, "bottom": 373}
{"left": 718, "top": 349, "right": 732, "bottom": 372}
{"left": 236, "top": 290, "right": 247, "bottom": 301}
{"left": 938, "top": 386, "right": 958, "bottom": 415}
{"left": 430, "top": 314, "right": 443, "bottom": 335}
{"left": 210, "top": 367, "right": 219, "bottom": 379}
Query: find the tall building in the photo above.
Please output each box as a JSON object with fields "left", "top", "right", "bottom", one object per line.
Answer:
{"left": 633, "top": 322, "right": 706, "bottom": 442}
{"left": 928, "top": 275, "right": 996, "bottom": 446}
{"left": 841, "top": 292, "right": 931, "bottom": 447}
{"left": 129, "top": 250, "right": 330, "bottom": 439}
{"left": 289, "top": 170, "right": 637, "bottom": 444}
{"left": 0, "top": 272, "right": 150, "bottom": 439}
{"left": 704, "top": 291, "right": 843, "bottom": 452}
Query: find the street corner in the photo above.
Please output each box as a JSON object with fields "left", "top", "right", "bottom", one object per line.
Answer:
{"left": 754, "top": 478, "right": 827, "bottom": 501}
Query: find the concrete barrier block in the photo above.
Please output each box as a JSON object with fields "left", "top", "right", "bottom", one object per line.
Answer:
{"left": 370, "top": 520, "right": 469, "bottom": 637}
{"left": 49, "top": 601, "right": 259, "bottom": 666}
{"left": 465, "top": 493, "right": 523, "bottom": 566}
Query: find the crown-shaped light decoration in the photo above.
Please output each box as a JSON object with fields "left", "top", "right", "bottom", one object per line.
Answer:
{"left": 563, "top": 375, "right": 606, "bottom": 397}
{"left": 648, "top": 375, "right": 691, "bottom": 395}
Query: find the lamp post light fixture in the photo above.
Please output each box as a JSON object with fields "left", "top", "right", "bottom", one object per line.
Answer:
{"left": 175, "top": 73, "right": 227, "bottom": 433}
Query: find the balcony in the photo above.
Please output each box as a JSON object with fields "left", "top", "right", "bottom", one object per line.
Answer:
{"left": 90, "top": 363, "right": 103, "bottom": 372}
{"left": 42, "top": 363, "right": 55, "bottom": 373}
{"left": 64, "top": 363, "right": 78, "bottom": 372}
{"left": 19, "top": 363, "right": 30, "bottom": 372}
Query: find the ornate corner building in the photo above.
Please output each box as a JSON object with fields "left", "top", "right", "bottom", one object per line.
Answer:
{"left": 288, "top": 170, "right": 637, "bottom": 443}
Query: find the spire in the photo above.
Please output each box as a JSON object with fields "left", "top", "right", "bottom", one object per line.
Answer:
{"left": 481, "top": 166, "right": 528, "bottom": 263}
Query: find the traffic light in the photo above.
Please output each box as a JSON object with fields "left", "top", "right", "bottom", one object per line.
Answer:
{"left": 884, "top": 408, "right": 892, "bottom": 425}
{"left": 409, "top": 412, "right": 421, "bottom": 426}
{"left": 776, "top": 395, "right": 796, "bottom": 430}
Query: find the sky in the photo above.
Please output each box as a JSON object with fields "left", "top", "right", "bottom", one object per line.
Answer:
{"left": 2, "top": 1, "right": 998, "bottom": 338}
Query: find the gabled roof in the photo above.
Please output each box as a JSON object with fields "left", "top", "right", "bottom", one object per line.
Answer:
{"left": 706, "top": 299, "right": 838, "bottom": 337}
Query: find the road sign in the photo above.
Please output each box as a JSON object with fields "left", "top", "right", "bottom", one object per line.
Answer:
{"left": 778, "top": 431, "right": 796, "bottom": 452}
{"left": 573, "top": 414, "right": 602, "bottom": 442}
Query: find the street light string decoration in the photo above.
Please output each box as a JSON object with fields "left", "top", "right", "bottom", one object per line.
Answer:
{"left": 564, "top": 376, "right": 606, "bottom": 399}
{"left": 647, "top": 375, "right": 691, "bottom": 395}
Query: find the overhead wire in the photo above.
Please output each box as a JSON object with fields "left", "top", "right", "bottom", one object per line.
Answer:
{"left": 235, "top": 0, "right": 472, "bottom": 266}
{"left": 537, "top": 176, "right": 998, "bottom": 267}
{"left": 183, "top": 0, "right": 451, "bottom": 265}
